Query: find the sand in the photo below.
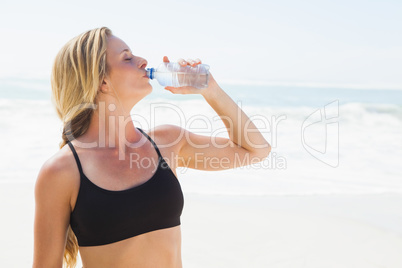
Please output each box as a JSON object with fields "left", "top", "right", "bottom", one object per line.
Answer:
{"left": 1, "top": 182, "right": 402, "bottom": 267}
{"left": 181, "top": 193, "right": 402, "bottom": 268}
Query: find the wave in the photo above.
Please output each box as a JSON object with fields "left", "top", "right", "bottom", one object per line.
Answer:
{"left": 218, "top": 78, "right": 402, "bottom": 90}
{"left": 1, "top": 98, "right": 401, "bottom": 125}
{"left": 1, "top": 97, "right": 401, "bottom": 196}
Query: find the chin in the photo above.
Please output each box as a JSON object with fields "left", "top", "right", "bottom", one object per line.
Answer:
{"left": 140, "top": 83, "right": 153, "bottom": 97}
{"left": 145, "top": 83, "right": 153, "bottom": 92}
{"left": 135, "top": 83, "right": 152, "bottom": 91}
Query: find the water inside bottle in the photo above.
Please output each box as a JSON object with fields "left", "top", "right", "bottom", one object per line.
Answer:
{"left": 156, "top": 71, "right": 209, "bottom": 89}
{"left": 173, "top": 72, "right": 209, "bottom": 89}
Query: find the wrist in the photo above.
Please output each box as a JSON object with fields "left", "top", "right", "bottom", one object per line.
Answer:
{"left": 201, "top": 80, "right": 222, "bottom": 100}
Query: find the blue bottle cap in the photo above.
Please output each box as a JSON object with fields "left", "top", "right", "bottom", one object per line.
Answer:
{"left": 146, "top": 68, "right": 155, "bottom": 79}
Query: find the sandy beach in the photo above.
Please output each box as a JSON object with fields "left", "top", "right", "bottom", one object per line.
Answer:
{"left": 2, "top": 92, "right": 401, "bottom": 268}
{"left": 183, "top": 193, "right": 402, "bottom": 268}
{"left": 2, "top": 181, "right": 402, "bottom": 268}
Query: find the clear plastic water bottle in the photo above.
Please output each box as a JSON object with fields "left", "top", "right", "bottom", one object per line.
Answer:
{"left": 146, "top": 62, "right": 210, "bottom": 89}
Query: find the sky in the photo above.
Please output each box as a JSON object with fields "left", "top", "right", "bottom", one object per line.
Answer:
{"left": 0, "top": 0, "right": 401, "bottom": 89}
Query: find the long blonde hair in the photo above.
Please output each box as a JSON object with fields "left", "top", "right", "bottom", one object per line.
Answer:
{"left": 51, "top": 27, "right": 111, "bottom": 268}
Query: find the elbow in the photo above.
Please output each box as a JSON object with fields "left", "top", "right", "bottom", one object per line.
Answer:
{"left": 265, "top": 143, "right": 272, "bottom": 158}
{"left": 32, "top": 257, "right": 64, "bottom": 268}
{"left": 32, "top": 261, "right": 62, "bottom": 268}
{"left": 250, "top": 143, "right": 271, "bottom": 162}
{"left": 261, "top": 143, "right": 272, "bottom": 159}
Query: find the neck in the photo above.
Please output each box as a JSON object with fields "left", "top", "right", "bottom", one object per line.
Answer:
{"left": 83, "top": 100, "right": 142, "bottom": 156}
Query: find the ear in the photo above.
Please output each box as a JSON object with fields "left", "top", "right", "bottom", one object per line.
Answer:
{"left": 99, "top": 77, "right": 109, "bottom": 93}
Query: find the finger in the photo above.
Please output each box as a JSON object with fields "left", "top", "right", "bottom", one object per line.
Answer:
{"left": 165, "top": 86, "right": 183, "bottom": 94}
{"left": 165, "top": 86, "right": 194, "bottom": 94}
{"left": 177, "top": 58, "right": 187, "bottom": 66}
{"left": 187, "top": 58, "right": 197, "bottom": 67}
{"left": 187, "top": 58, "right": 202, "bottom": 67}
{"left": 163, "top": 56, "right": 170, "bottom": 63}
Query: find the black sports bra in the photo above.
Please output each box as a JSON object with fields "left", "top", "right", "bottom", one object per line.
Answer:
{"left": 67, "top": 128, "right": 184, "bottom": 247}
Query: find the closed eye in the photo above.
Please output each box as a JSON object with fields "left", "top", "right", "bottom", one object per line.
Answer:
{"left": 125, "top": 58, "right": 132, "bottom": 61}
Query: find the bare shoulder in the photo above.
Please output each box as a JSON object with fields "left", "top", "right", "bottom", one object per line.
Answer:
{"left": 144, "top": 125, "right": 187, "bottom": 173}
{"left": 146, "top": 124, "right": 187, "bottom": 151}
{"left": 33, "top": 145, "right": 79, "bottom": 267}
{"left": 35, "top": 145, "right": 80, "bottom": 210}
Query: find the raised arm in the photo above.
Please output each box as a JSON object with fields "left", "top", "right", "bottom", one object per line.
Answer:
{"left": 201, "top": 78, "right": 270, "bottom": 157}
{"left": 163, "top": 57, "right": 271, "bottom": 171}
{"left": 33, "top": 155, "right": 74, "bottom": 267}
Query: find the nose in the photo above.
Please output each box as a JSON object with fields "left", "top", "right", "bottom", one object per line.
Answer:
{"left": 138, "top": 57, "right": 148, "bottom": 69}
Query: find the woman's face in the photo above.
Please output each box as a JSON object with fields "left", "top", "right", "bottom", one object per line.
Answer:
{"left": 104, "top": 35, "right": 151, "bottom": 106}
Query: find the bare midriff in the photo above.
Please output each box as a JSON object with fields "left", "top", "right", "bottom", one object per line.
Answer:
{"left": 79, "top": 226, "right": 182, "bottom": 268}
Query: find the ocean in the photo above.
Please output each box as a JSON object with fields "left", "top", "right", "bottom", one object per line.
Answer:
{"left": 1, "top": 77, "right": 401, "bottom": 196}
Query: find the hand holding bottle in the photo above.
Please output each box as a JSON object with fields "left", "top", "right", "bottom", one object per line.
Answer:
{"left": 147, "top": 56, "right": 218, "bottom": 96}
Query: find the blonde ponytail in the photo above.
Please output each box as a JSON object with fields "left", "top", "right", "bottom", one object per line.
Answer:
{"left": 51, "top": 27, "right": 112, "bottom": 268}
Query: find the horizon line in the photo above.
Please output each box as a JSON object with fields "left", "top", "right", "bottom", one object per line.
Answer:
{"left": 0, "top": 75, "right": 401, "bottom": 91}
{"left": 219, "top": 79, "right": 402, "bottom": 91}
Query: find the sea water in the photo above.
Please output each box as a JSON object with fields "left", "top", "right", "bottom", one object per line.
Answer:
{"left": 1, "top": 77, "right": 401, "bottom": 196}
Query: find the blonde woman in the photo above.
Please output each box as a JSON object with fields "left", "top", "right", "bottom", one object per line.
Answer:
{"left": 33, "top": 27, "right": 270, "bottom": 268}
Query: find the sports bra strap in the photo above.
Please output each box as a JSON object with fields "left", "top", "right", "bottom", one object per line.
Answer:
{"left": 67, "top": 141, "right": 84, "bottom": 175}
{"left": 66, "top": 129, "right": 161, "bottom": 175}
{"left": 137, "top": 128, "right": 162, "bottom": 158}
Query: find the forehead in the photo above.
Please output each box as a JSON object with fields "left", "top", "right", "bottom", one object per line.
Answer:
{"left": 107, "top": 35, "right": 131, "bottom": 55}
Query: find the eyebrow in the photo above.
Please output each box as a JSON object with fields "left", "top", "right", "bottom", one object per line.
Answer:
{"left": 120, "top": 49, "right": 131, "bottom": 54}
